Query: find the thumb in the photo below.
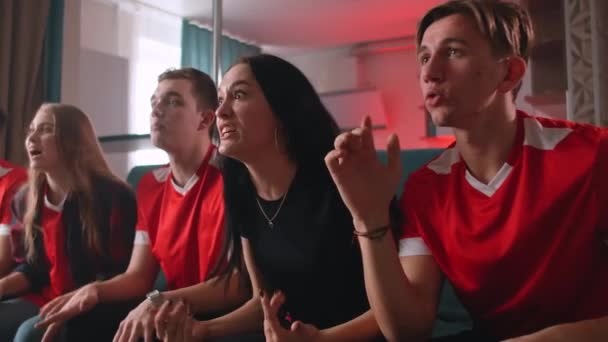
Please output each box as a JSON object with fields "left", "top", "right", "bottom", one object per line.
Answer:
{"left": 290, "top": 321, "right": 316, "bottom": 335}
{"left": 324, "top": 149, "right": 346, "bottom": 177}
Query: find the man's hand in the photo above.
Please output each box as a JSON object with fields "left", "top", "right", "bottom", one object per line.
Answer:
{"left": 113, "top": 298, "right": 159, "bottom": 342}
{"left": 325, "top": 116, "right": 402, "bottom": 231}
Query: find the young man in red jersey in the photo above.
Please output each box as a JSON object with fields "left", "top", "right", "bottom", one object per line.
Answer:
{"left": 326, "top": 0, "right": 608, "bottom": 341}
{"left": 0, "top": 108, "right": 28, "bottom": 277}
{"left": 35, "top": 68, "right": 247, "bottom": 341}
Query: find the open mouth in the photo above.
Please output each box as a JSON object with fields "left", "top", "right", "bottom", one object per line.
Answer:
{"left": 220, "top": 127, "right": 236, "bottom": 138}
{"left": 29, "top": 150, "right": 42, "bottom": 157}
{"left": 426, "top": 91, "right": 440, "bottom": 100}
{"left": 425, "top": 91, "right": 444, "bottom": 107}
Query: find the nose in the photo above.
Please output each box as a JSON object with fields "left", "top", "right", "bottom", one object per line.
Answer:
{"left": 151, "top": 102, "right": 163, "bottom": 118}
{"left": 215, "top": 99, "right": 231, "bottom": 119}
{"left": 25, "top": 129, "right": 37, "bottom": 146}
{"left": 421, "top": 54, "right": 445, "bottom": 84}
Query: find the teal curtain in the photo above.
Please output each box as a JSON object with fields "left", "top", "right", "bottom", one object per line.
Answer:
{"left": 42, "top": 0, "right": 64, "bottom": 102}
{"left": 181, "top": 20, "right": 212, "bottom": 74}
{"left": 181, "top": 20, "right": 261, "bottom": 78}
{"left": 220, "top": 35, "right": 260, "bottom": 75}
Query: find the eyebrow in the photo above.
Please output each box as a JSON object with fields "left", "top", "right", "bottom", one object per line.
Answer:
{"left": 219, "top": 80, "right": 252, "bottom": 93}
{"left": 150, "top": 91, "right": 184, "bottom": 102}
{"left": 418, "top": 38, "right": 469, "bottom": 54}
{"left": 31, "top": 122, "right": 55, "bottom": 129}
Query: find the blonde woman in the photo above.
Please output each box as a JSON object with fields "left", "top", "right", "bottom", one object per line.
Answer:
{"left": 0, "top": 104, "right": 137, "bottom": 341}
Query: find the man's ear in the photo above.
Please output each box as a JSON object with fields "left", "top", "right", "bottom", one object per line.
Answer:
{"left": 497, "top": 56, "right": 527, "bottom": 94}
{"left": 198, "top": 109, "right": 215, "bottom": 131}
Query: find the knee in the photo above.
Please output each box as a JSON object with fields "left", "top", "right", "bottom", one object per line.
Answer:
{"left": 14, "top": 316, "right": 45, "bottom": 342}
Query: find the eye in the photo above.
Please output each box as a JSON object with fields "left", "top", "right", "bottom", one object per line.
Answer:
{"left": 168, "top": 97, "right": 181, "bottom": 106}
{"left": 418, "top": 54, "right": 430, "bottom": 65}
{"left": 233, "top": 90, "right": 245, "bottom": 100}
{"left": 448, "top": 48, "right": 462, "bottom": 57}
{"left": 217, "top": 97, "right": 224, "bottom": 106}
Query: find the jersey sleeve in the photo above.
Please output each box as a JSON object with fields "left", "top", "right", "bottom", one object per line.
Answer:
{"left": 0, "top": 170, "right": 27, "bottom": 235}
{"left": 134, "top": 174, "right": 154, "bottom": 246}
{"left": 134, "top": 205, "right": 152, "bottom": 246}
{"left": 200, "top": 188, "right": 227, "bottom": 281}
{"left": 398, "top": 177, "right": 432, "bottom": 257}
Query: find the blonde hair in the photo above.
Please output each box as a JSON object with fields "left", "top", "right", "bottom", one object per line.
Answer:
{"left": 23, "top": 103, "right": 122, "bottom": 263}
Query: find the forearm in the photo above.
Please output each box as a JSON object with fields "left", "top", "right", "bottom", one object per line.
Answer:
{"left": 95, "top": 271, "right": 155, "bottom": 303}
{"left": 164, "top": 272, "right": 249, "bottom": 314}
{"left": 321, "top": 310, "right": 380, "bottom": 341}
{"left": 195, "top": 296, "right": 263, "bottom": 339}
{"left": 358, "top": 230, "right": 435, "bottom": 341}
{"left": 0, "top": 272, "right": 31, "bottom": 298}
{"left": 522, "top": 317, "right": 608, "bottom": 341}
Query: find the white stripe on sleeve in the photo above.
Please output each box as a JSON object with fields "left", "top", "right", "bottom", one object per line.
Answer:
{"left": 0, "top": 224, "right": 10, "bottom": 236}
{"left": 398, "top": 237, "right": 431, "bottom": 257}
{"left": 134, "top": 231, "right": 151, "bottom": 245}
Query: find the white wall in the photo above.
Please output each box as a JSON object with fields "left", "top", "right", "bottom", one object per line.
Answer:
{"left": 61, "top": 0, "right": 179, "bottom": 179}
{"left": 276, "top": 46, "right": 361, "bottom": 93}
{"left": 358, "top": 48, "right": 428, "bottom": 149}
{"left": 61, "top": 0, "right": 81, "bottom": 107}
{"left": 275, "top": 45, "right": 446, "bottom": 150}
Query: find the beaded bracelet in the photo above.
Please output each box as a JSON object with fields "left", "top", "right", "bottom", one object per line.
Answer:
{"left": 353, "top": 224, "right": 390, "bottom": 240}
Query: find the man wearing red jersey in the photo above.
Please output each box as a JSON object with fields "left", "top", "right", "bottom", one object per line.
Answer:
{"left": 0, "top": 109, "right": 28, "bottom": 277}
{"left": 36, "top": 68, "right": 247, "bottom": 341}
{"left": 326, "top": 1, "right": 608, "bottom": 341}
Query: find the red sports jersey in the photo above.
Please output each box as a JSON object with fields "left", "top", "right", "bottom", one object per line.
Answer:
{"left": 0, "top": 160, "right": 27, "bottom": 234}
{"left": 25, "top": 197, "right": 73, "bottom": 307}
{"left": 135, "top": 145, "right": 225, "bottom": 290}
{"left": 399, "top": 111, "right": 608, "bottom": 339}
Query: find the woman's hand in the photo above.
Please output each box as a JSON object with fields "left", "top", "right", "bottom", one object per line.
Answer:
{"left": 260, "top": 291, "right": 324, "bottom": 342}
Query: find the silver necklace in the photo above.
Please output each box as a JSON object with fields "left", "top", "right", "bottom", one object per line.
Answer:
{"left": 255, "top": 190, "right": 289, "bottom": 229}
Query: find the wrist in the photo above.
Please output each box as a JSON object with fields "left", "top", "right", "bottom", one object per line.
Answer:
{"left": 353, "top": 215, "right": 390, "bottom": 233}
{"left": 317, "top": 329, "right": 332, "bottom": 342}
{"left": 88, "top": 281, "right": 103, "bottom": 302}
{"left": 193, "top": 320, "right": 209, "bottom": 339}
{"left": 146, "top": 289, "right": 167, "bottom": 308}
{"left": 353, "top": 224, "right": 390, "bottom": 240}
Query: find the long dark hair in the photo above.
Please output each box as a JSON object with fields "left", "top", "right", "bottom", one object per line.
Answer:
{"left": 211, "top": 54, "right": 340, "bottom": 280}
{"left": 211, "top": 54, "right": 402, "bottom": 286}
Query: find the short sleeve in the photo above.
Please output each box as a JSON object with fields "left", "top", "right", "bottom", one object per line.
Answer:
{"left": 398, "top": 178, "right": 431, "bottom": 257}
{"left": 134, "top": 207, "right": 151, "bottom": 245}
{"left": 0, "top": 171, "right": 27, "bottom": 233}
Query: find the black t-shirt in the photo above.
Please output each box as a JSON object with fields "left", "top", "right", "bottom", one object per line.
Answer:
{"left": 239, "top": 166, "right": 369, "bottom": 329}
